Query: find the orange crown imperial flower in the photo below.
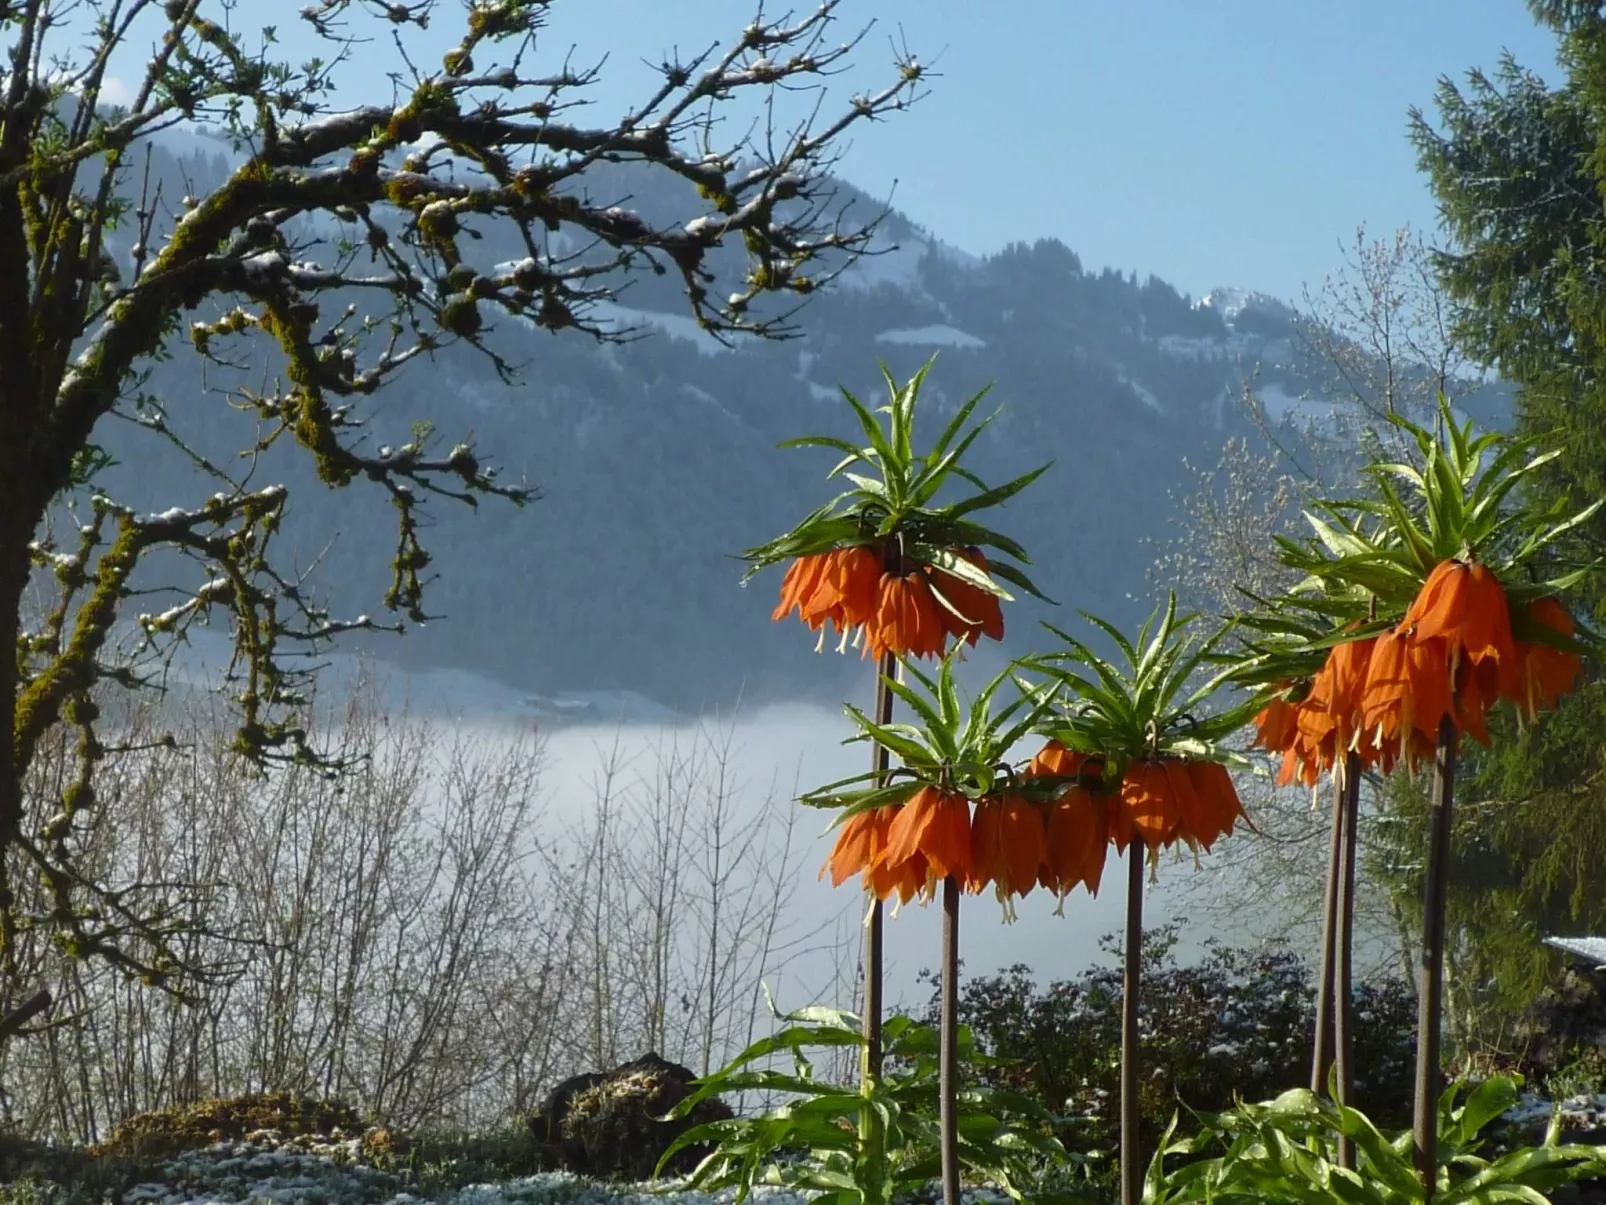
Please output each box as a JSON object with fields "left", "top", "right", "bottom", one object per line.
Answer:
{"left": 1252, "top": 691, "right": 1300, "bottom": 756}
{"left": 1265, "top": 635, "right": 1380, "bottom": 787}
{"left": 744, "top": 362, "right": 1051, "bottom": 661}
{"left": 926, "top": 547, "right": 1006, "bottom": 647}
{"left": 807, "top": 654, "right": 1062, "bottom": 909}
{"left": 1236, "top": 402, "right": 1599, "bottom": 776}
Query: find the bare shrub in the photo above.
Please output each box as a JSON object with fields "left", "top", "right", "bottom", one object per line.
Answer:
{"left": 0, "top": 676, "right": 844, "bottom": 1140}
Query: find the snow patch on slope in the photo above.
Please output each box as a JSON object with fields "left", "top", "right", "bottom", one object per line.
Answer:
{"left": 587, "top": 302, "right": 737, "bottom": 355}
{"left": 1116, "top": 371, "right": 1162, "bottom": 413}
{"left": 876, "top": 324, "right": 986, "bottom": 350}
{"left": 1157, "top": 334, "right": 1229, "bottom": 362}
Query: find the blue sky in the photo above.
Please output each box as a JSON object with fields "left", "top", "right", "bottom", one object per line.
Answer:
{"left": 528, "top": 1, "right": 1564, "bottom": 305}
{"left": 108, "top": 1, "right": 1563, "bottom": 306}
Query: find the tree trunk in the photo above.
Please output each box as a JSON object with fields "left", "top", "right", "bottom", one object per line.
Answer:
{"left": 0, "top": 458, "right": 31, "bottom": 972}
{"left": 939, "top": 875, "right": 961, "bottom": 1205}
{"left": 1413, "top": 717, "right": 1458, "bottom": 1200}
{"left": 1121, "top": 844, "right": 1145, "bottom": 1205}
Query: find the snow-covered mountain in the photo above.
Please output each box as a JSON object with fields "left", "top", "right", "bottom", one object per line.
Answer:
{"left": 81, "top": 122, "right": 1478, "bottom": 713}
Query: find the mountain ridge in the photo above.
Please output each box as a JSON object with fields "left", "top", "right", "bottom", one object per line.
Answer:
{"left": 71, "top": 122, "right": 1386, "bottom": 713}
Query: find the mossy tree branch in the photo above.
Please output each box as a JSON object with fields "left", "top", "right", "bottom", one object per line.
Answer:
{"left": 0, "top": 0, "right": 922, "bottom": 990}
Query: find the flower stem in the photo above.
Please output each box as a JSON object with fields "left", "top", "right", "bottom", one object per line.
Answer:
{"left": 940, "top": 874, "right": 961, "bottom": 1205}
{"left": 862, "top": 649, "right": 894, "bottom": 1084}
{"left": 1311, "top": 772, "right": 1343, "bottom": 1094}
{"left": 1334, "top": 751, "right": 1361, "bottom": 1169}
{"left": 1121, "top": 843, "right": 1144, "bottom": 1205}
{"left": 1413, "top": 716, "right": 1457, "bottom": 1200}
{"left": 857, "top": 648, "right": 896, "bottom": 1205}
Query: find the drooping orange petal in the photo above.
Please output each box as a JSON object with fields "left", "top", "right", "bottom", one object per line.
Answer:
{"left": 1362, "top": 627, "right": 1418, "bottom": 759}
{"left": 836, "top": 546, "right": 884, "bottom": 630}
{"left": 869, "top": 846, "right": 927, "bottom": 904}
{"left": 774, "top": 553, "right": 832, "bottom": 626}
{"left": 921, "top": 791, "right": 973, "bottom": 880}
{"left": 927, "top": 547, "right": 1006, "bottom": 647}
{"left": 823, "top": 809, "right": 878, "bottom": 887}
{"left": 1121, "top": 761, "right": 1180, "bottom": 850}
{"left": 1404, "top": 636, "right": 1455, "bottom": 742}
{"left": 1405, "top": 559, "right": 1517, "bottom": 698}
{"left": 999, "top": 796, "right": 1046, "bottom": 897}
{"left": 1515, "top": 596, "right": 1582, "bottom": 720}
{"left": 884, "top": 786, "right": 938, "bottom": 869}
{"left": 1454, "top": 658, "right": 1497, "bottom": 747}
{"left": 966, "top": 801, "right": 1005, "bottom": 895}
{"left": 1082, "top": 796, "right": 1111, "bottom": 895}
{"left": 1164, "top": 759, "right": 1216, "bottom": 850}
{"left": 1190, "top": 760, "right": 1246, "bottom": 843}
{"left": 1252, "top": 693, "right": 1300, "bottom": 754}
{"left": 1044, "top": 786, "right": 1108, "bottom": 896}
{"left": 1459, "top": 563, "right": 1518, "bottom": 687}
{"left": 1402, "top": 559, "right": 1467, "bottom": 636}
{"left": 1028, "top": 740, "right": 1101, "bottom": 785}
{"left": 907, "top": 571, "right": 948, "bottom": 659}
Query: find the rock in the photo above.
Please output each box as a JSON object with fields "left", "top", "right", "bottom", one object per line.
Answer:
{"left": 528, "top": 1052, "right": 733, "bottom": 1180}
{"left": 1517, "top": 967, "right": 1606, "bottom": 1083}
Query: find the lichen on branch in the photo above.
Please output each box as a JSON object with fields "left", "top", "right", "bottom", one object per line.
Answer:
{"left": 0, "top": 0, "right": 923, "bottom": 990}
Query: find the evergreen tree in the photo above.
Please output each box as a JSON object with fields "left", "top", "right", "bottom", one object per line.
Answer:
{"left": 1398, "top": 0, "right": 1606, "bottom": 1049}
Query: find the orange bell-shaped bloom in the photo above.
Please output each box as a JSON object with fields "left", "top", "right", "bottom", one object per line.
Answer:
{"left": 967, "top": 794, "right": 1046, "bottom": 901}
{"left": 1186, "top": 760, "right": 1248, "bottom": 848}
{"left": 884, "top": 786, "right": 972, "bottom": 884}
{"left": 1118, "top": 760, "right": 1182, "bottom": 851}
{"left": 1041, "top": 786, "right": 1109, "bottom": 897}
{"left": 822, "top": 804, "right": 933, "bottom": 904}
{"left": 822, "top": 806, "right": 893, "bottom": 887}
{"left": 865, "top": 570, "right": 947, "bottom": 660}
{"left": 1404, "top": 559, "right": 1519, "bottom": 696}
{"left": 1514, "top": 596, "right": 1582, "bottom": 721}
{"left": 1361, "top": 626, "right": 1455, "bottom": 767}
{"left": 773, "top": 552, "right": 833, "bottom": 628}
{"left": 1276, "top": 635, "right": 1381, "bottom": 786}
{"left": 1252, "top": 692, "right": 1300, "bottom": 754}
{"left": 775, "top": 547, "right": 883, "bottom": 636}
{"left": 927, "top": 547, "right": 1006, "bottom": 647}
{"left": 805, "top": 546, "right": 884, "bottom": 634}
{"left": 868, "top": 850, "right": 929, "bottom": 905}
{"left": 1309, "top": 635, "right": 1377, "bottom": 754}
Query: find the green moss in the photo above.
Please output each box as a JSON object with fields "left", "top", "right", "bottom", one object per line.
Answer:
{"left": 437, "top": 294, "right": 481, "bottom": 337}
{"left": 90, "top": 1094, "right": 366, "bottom": 1160}
{"left": 13, "top": 517, "right": 140, "bottom": 764}
{"left": 697, "top": 182, "right": 737, "bottom": 215}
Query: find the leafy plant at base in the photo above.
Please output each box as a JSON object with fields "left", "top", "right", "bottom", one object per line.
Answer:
{"left": 1148, "top": 1075, "right": 1606, "bottom": 1204}
{"left": 925, "top": 934, "right": 1419, "bottom": 1195}
{"left": 657, "top": 1002, "right": 1073, "bottom": 1205}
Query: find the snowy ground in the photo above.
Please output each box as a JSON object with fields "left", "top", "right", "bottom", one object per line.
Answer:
{"left": 62, "top": 1091, "right": 1606, "bottom": 1205}
{"left": 107, "top": 1131, "right": 1014, "bottom": 1205}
